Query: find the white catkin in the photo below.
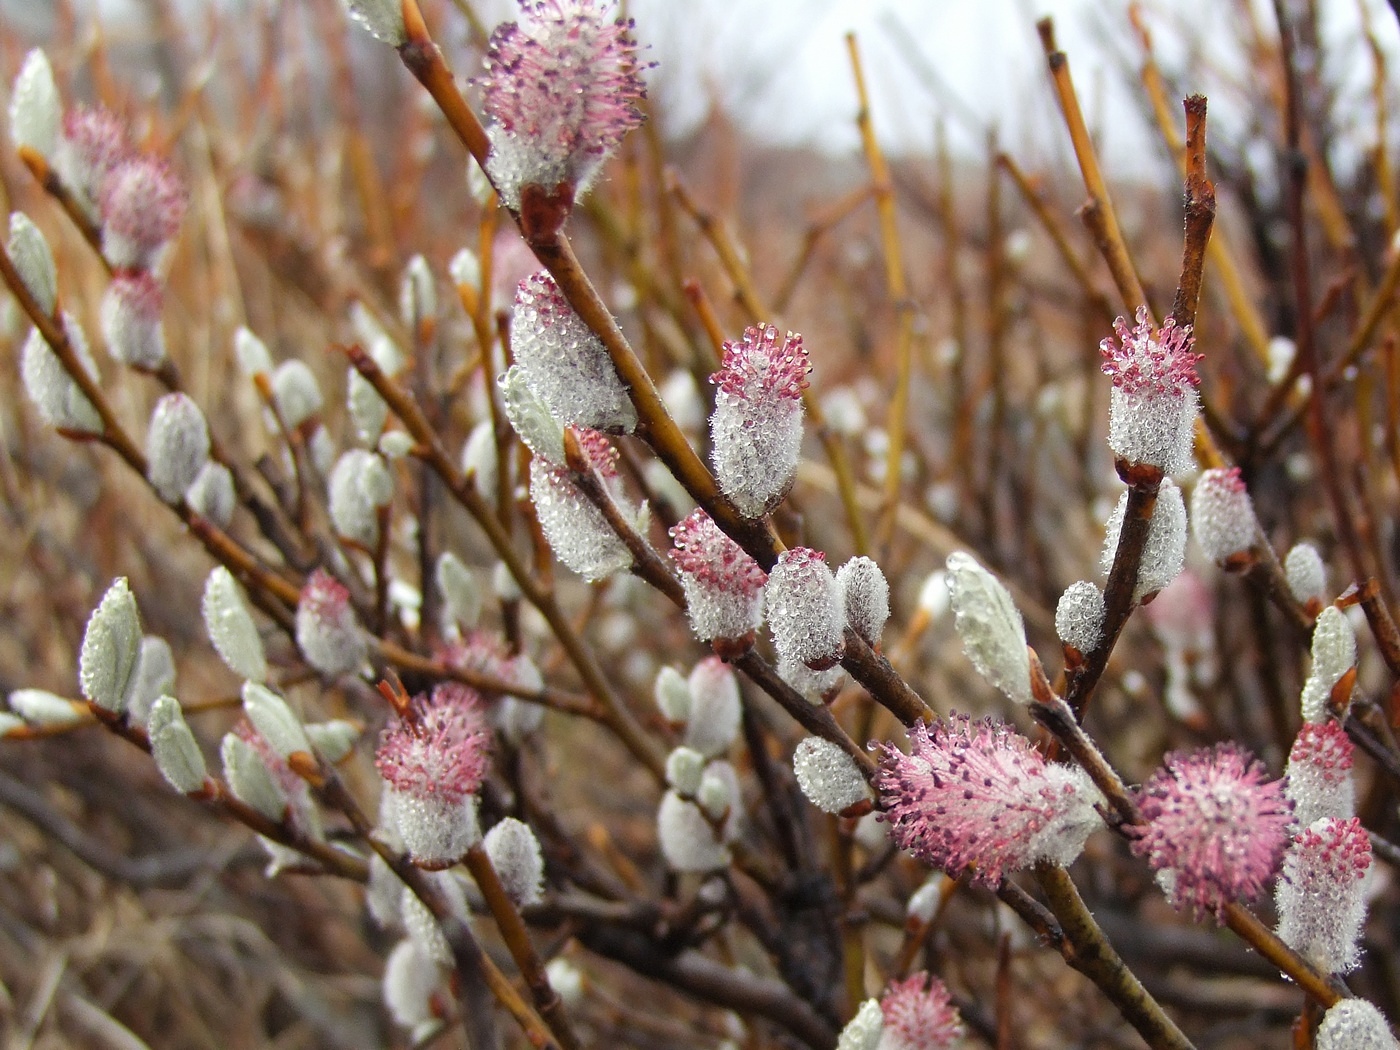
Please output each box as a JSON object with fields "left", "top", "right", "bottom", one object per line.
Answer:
{"left": 1302, "top": 606, "right": 1357, "bottom": 722}
{"left": 500, "top": 365, "right": 566, "bottom": 464}
{"left": 657, "top": 791, "right": 730, "bottom": 872}
{"left": 483, "top": 818, "right": 545, "bottom": 906}
{"left": 78, "top": 577, "right": 142, "bottom": 713}
{"left": 435, "top": 552, "right": 483, "bottom": 630}
{"left": 529, "top": 458, "right": 632, "bottom": 581}
{"left": 1055, "top": 580, "right": 1105, "bottom": 653}
{"left": 836, "top": 556, "right": 890, "bottom": 645}
{"left": 7, "top": 689, "right": 83, "bottom": 727}
{"left": 766, "top": 549, "right": 847, "bottom": 670}
{"left": 392, "top": 788, "right": 480, "bottom": 869}
{"left": 946, "top": 551, "right": 1030, "bottom": 703}
{"left": 382, "top": 939, "right": 440, "bottom": 1037}
{"left": 1284, "top": 542, "right": 1328, "bottom": 607}
{"left": 1189, "top": 468, "right": 1259, "bottom": 563}
{"left": 271, "top": 359, "right": 323, "bottom": 430}
{"left": 186, "top": 461, "right": 236, "bottom": 528}
{"left": 202, "top": 566, "right": 268, "bottom": 683}
{"left": 683, "top": 659, "right": 742, "bottom": 758}
{"left": 666, "top": 747, "right": 706, "bottom": 796}
{"left": 8, "top": 213, "right": 57, "bottom": 315}
{"left": 242, "top": 682, "right": 312, "bottom": 759}
{"left": 1316, "top": 1000, "right": 1400, "bottom": 1050}
{"left": 1101, "top": 480, "right": 1187, "bottom": 600}
{"left": 9, "top": 50, "right": 61, "bottom": 159}
{"left": 148, "top": 695, "right": 207, "bottom": 793}
{"left": 21, "top": 312, "right": 103, "bottom": 434}
{"left": 147, "top": 393, "right": 211, "bottom": 504}
{"left": 125, "top": 635, "right": 176, "bottom": 726}
{"left": 654, "top": 666, "right": 691, "bottom": 723}
{"left": 220, "top": 732, "right": 287, "bottom": 821}
{"left": 792, "top": 737, "right": 869, "bottom": 814}
{"left": 835, "top": 999, "right": 884, "bottom": 1050}
{"left": 1275, "top": 818, "right": 1370, "bottom": 975}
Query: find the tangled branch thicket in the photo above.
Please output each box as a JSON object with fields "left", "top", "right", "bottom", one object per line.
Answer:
{"left": 3, "top": 1, "right": 1400, "bottom": 1048}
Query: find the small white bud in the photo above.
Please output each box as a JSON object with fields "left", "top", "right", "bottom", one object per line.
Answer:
{"left": 271, "top": 359, "right": 323, "bottom": 430}
{"left": 836, "top": 556, "right": 890, "bottom": 646}
{"left": 483, "top": 817, "right": 545, "bottom": 906}
{"left": 234, "top": 326, "right": 273, "bottom": 378}
{"left": 9, "top": 50, "right": 61, "bottom": 159}
{"left": 461, "top": 420, "right": 498, "bottom": 504}
{"left": 306, "top": 719, "right": 361, "bottom": 763}
{"left": 835, "top": 999, "right": 884, "bottom": 1050}
{"left": 186, "top": 461, "right": 236, "bottom": 528}
{"left": 342, "top": 0, "right": 408, "bottom": 45}
{"left": 202, "top": 567, "right": 267, "bottom": 683}
{"left": 654, "top": 666, "right": 691, "bottom": 723}
{"left": 126, "top": 636, "right": 176, "bottom": 726}
{"left": 1285, "top": 542, "right": 1327, "bottom": 607}
{"left": 436, "top": 552, "right": 483, "bottom": 630}
{"left": 449, "top": 247, "right": 480, "bottom": 289}
{"left": 778, "top": 654, "right": 844, "bottom": 705}
{"left": 329, "top": 449, "right": 393, "bottom": 548}
{"left": 666, "top": 746, "right": 706, "bottom": 795}
{"left": 400, "top": 254, "right": 436, "bottom": 329}
{"left": 148, "top": 695, "right": 207, "bottom": 793}
{"left": 79, "top": 577, "right": 142, "bottom": 713}
{"left": 7, "top": 688, "right": 83, "bottom": 727}
{"left": 766, "top": 547, "right": 846, "bottom": 670}
{"left": 147, "top": 393, "right": 210, "bottom": 503}
{"left": 657, "top": 791, "right": 730, "bottom": 872}
{"left": 906, "top": 875, "right": 944, "bottom": 923}
{"left": 500, "top": 365, "right": 565, "bottom": 464}
{"left": 684, "top": 657, "right": 741, "bottom": 758}
{"left": 1055, "top": 580, "right": 1105, "bottom": 654}
{"left": 100, "top": 273, "right": 166, "bottom": 369}
{"left": 382, "top": 939, "right": 441, "bottom": 1038}
{"left": 1316, "top": 1000, "right": 1399, "bottom": 1050}
{"left": 8, "top": 213, "right": 57, "bottom": 316}
{"left": 697, "top": 767, "right": 732, "bottom": 820}
{"left": 793, "top": 737, "right": 869, "bottom": 814}
{"left": 946, "top": 551, "right": 1030, "bottom": 704}
{"left": 1302, "top": 606, "right": 1357, "bottom": 722}
{"left": 0, "top": 713, "right": 25, "bottom": 736}
{"left": 220, "top": 731, "right": 287, "bottom": 821}
{"left": 659, "top": 369, "right": 704, "bottom": 433}
{"left": 917, "top": 569, "right": 950, "bottom": 620}
{"left": 544, "top": 959, "right": 584, "bottom": 1009}
{"left": 21, "top": 312, "right": 102, "bottom": 433}
{"left": 348, "top": 368, "right": 388, "bottom": 445}
{"left": 378, "top": 430, "right": 414, "bottom": 459}
{"left": 242, "top": 682, "right": 312, "bottom": 759}
{"left": 492, "top": 561, "right": 522, "bottom": 603}
{"left": 1190, "top": 467, "right": 1258, "bottom": 564}
{"left": 1101, "top": 480, "right": 1188, "bottom": 601}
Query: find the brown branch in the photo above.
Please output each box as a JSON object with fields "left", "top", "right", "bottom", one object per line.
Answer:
{"left": 1169, "top": 95, "right": 1216, "bottom": 330}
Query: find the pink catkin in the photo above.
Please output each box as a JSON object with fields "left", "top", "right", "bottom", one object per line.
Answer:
{"left": 877, "top": 972, "right": 966, "bottom": 1050}
{"left": 1286, "top": 719, "right": 1356, "bottom": 827}
{"left": 1130, "top": 743, "right": 1293, "bottom": 918}
{"left": 59, "top": 105, "right": 130, "bottom": 202}
{"left": 711, "top": 324, "right": 811, "bottom": 403}
{"left": 876, "top": 715, "right": 1102, "bottom": 887}
{"left": 1100, "top": 306, "right": 1202, "bottom": 396}
{"left": 669, "top": 509, "right": 767, "bottom": 642}
{"left": 1099, "top": 306, "right": 1203, "bottom": 474}
{"left": 99, "top": 154, "right": 187, "bottom": 268}
{"left": 479, "top": 0, "right": 648, "bottom": 207}
{"left": 376, "top": 683, "right": 491, "bottom": 804}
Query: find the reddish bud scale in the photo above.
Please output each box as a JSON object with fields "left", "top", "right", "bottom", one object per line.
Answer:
{"left": 1130, "top": 743, "right": 1292, "bottom": 918}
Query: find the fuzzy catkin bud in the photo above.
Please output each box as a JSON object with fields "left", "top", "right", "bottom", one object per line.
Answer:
{"left": 449, "top": 247, "right": 480, "bottom": 290}
{"left": 1191, "top": 467, "right": 1258, "bottom": 564}
{"left": 529, "top": 455, "right": 632, "bottom": 581}
{"left": 657, "top": 790, "right": 730, "bottom": 872}
{"left": 399, "top": 255, "right": 436, "bottom": 329}
{"left": 8, "top": 213, "right": 57, "bottom": 316}
{"left": 234, "top": 326, "right": 273, "bottom": 378}
{"left": 766, "top": 547, "right": 846, "bottom": 670}
{"left": 1100, "top": 307, "right": 1202, "bottom": 474}
{"left": 1286, "top": 719, "right": 1355, "bottom": 827}
{"left": 342, "top": 0, "right": 407, "bottom": 44}
{"left": 79, "top": 578, "right": 143, "bottom": 713}
{"left": 8, "top": 689, "right": 84, "bottom": 727}
{"left": 21, "top": 312, "right": 102, "bottom": 434}
{"left": 328, "top": 449, "right": 393, "bottom": 548}
{"left": 500, "top": 365, "right": 566, "bottom": 464}
{"left": 148, "top": 695, "right": 207, "bottom": 793}
{"left": 654, "top": 666, "right": 690, "bottom": 723}
{"left": 271, "top": 359, "right": 323, "bottom": 430}
{"left": 1285, "top": 542, "right": 1328, "bottom": 607}
{"left": 1302, "top": 606, "right": 1357, "bottom": 722}
{"left": 479, "top": 0, "right": 648, "bottom": 210}
{"left": 146, "top": 393, "right": 210, "bottom": 504}
{"left": 835, "top": 1000, "right": 884, "bottom": 1050}
{"left": 779, "top": 654, "right": 844, "bottom": 705}
{"left": 100, "top": 156, "right": 186, "bottom": 270}
{"left": 202, "top": 566, "right": 267, "bottom": 682}
{"left": 510, "top": 272, "right": 636, "bottom": 432}
{"left": 347, "top": 369, "right": 388, "bottom": 445}
{"left": 793, "top": 737, "right": 869, "bottom": 814}
{"left": 1316, "top": 1000, "right": 1400, "bottom": 1050}
{"left": 242, "top": 682, "right": 312, "bottom": 760}
{"left": 9, "top": 50, "right": 61, "bottom": 159}
{"left": 483, "top": 818, "right": 545, "bottom": 906}
{"left": 186, "top": 461, "right": 235, "bottom": 527}
{"left": 307, "top": 719, "right": 361, "bottom": 763}
{"left": 382, "top": 939, "right": 440, "bottom": 1041}
{"left": 666, "top": 746, "right": 706, "bottom": 795}
{"left": 1055, "top": 580, "right": 1105, "bottom": 654}
{"left": 56, "top": 106, "right": 129, "bottom": 218}
{"left": 220, "top": 731, "right": 287, "bottom": 820}
{"left": 945, "top": 551, "right": 1030, "bottom": 704}
{"left": 709, "top": 324, "right": 810, "bottom": 517}
{"left": 683, "top": 657, "right": 742, "bottom": 758}
{"left": 100, "top": 271, "right": 167, "bottom": 369}
{"left": 1276, "top": 817, "right": 1371, "bottom": 974}
{"left": 126, "top": 636, "right": 176, "bottom": 726}
{"left": 1101, "top": 480, "right": 1187, "bottom": 601}
{"left": 668, "top": 509, "right": 767, "bottom": 643}
{"left": 436, "top": 552, "right": 483, "bottom": 630}
{"left": 837, "top": 556, "right": 890, "bottom": 645}
{"left": 296, "top": 569, "right": 366, "bottom": 677}
{"left": 461, "top": 421, "right": 498, "bottom": 504}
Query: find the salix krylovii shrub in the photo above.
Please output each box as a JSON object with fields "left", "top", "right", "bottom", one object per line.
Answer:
{"left": 5, "top": 0, "right": 1400, "bottom": 1046}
